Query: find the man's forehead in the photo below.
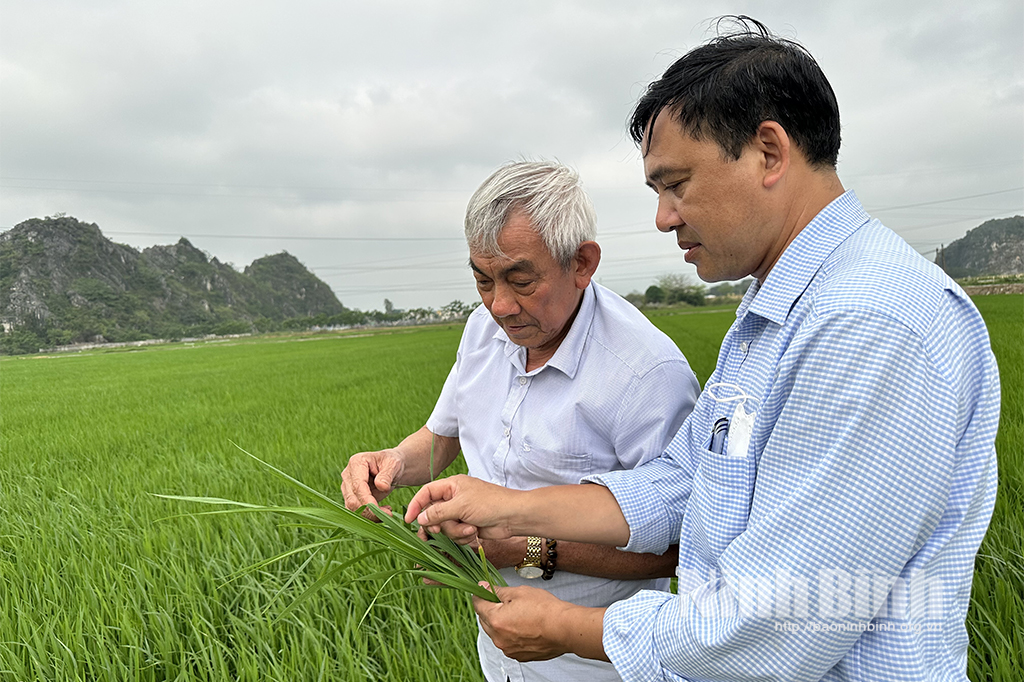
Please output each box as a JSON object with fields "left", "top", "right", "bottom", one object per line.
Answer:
{"left": 469, "top": 253, "right": 539, "bottom": 277}
{"left": 642, "top": 115, "right": 685, "bottom": 175}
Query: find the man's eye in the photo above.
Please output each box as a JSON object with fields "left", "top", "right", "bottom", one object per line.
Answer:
{"left": 510, "top": 280, "right": 534, "bottom": 288}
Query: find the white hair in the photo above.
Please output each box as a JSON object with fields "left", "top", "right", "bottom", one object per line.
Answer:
{"left": 464, "top": 161, "right": 597, "bottom": 269}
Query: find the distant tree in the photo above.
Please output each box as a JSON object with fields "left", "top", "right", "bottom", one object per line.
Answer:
{"left": 440, "top": 300, "right": 476, "bottom": 319}
{"left": 0, "top": 329, "right": 44, "bottom": 354}
{"left": 655, "top": 273, "right": 691, "bottom": 290}
{"left": 213, "top": 320, "right": 252, "bottom": 336}
{"left": 623, "top": 291, "right": 646, "bottom": 308}
{"left": 708, "top": 282, "right": 733, "bottom": 296}
{"left": 655, "top": 274, "right": 706, "bottom": 306}
{"left": 404, "top": 307, "right": 435, "bottom": 321}
{"left": 708, "top": 278, "right": 754, "bottom": 297}
{"left": 644, "top": 285, "right": 664, "bottom": 304}
{"left": 384, "top": 299, "right": 395, "bottom": 315}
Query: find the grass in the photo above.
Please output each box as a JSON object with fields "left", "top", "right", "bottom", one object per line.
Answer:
{"left": 0, "top": 299, "right": 1018, "bottom": 680}
{"left": 964, "top": 295, "right": 1023, "bottom": 681}
{"left": 0, "top": 327, "right": 480, "bottom": 681}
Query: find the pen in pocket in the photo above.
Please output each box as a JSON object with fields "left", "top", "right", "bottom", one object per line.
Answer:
{"left": 709, "top": 417, "right": 729, "bottom": 454}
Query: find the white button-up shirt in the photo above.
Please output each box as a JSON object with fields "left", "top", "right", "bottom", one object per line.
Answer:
{"left": 427, "top": 282, "right": 700, "bottom": 682}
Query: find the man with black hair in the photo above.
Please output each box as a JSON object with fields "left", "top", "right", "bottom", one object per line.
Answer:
{"left": 407, "top": 17, "right": 999, "bottom": 681}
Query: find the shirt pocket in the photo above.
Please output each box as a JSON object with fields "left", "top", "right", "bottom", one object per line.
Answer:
{"left": 513, "top": 437, "right": 593, "bottom": 487}
{"left": 679, "top": 446, "right": 756, "bottom": 566}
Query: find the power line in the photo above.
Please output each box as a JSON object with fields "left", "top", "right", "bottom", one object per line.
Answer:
{"left": 103, "top": 231, "right": 465, "bottom": 242}
{"left": 869, "top": 187, "right": 1023, "bottom": 212}
{"left": 0, "top": 176, "right": 472, "bottom": 193}
{"left": 0, "top": 183, "right": 464, "bottom": 202}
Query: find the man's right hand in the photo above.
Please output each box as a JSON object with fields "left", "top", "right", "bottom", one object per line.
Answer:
{"left": 405, "top": 474, "right": 517, "bottom": 542}
{"left": 340, "top": 448, "right": 406, "bottom": 511}
{"left": 406, "top": 475, "right": 631, "bottom": 547}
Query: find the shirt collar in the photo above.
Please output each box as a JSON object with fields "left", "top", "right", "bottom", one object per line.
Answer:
{"left": 492, "top": 282, "right": 597, "bottom": 378}
{"left": 743, "top": 190, "right": 869, "bottom": 326}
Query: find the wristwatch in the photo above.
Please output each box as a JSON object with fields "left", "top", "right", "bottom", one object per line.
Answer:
{"left": 515, "top": 536, "right": 544, "bottom": 579}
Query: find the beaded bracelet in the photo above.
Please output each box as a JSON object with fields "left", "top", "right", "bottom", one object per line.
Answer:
{"left": 542, "top": 538, "right": 558, "bottom": 580}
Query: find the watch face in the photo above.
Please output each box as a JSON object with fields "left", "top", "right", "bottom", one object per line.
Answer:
{"left": 517, "top": 566, "right": 544, "bottom": 579}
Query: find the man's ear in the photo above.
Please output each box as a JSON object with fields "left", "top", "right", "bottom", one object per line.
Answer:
{"left": 755, "top": 121, "right": 791, "bottom": 189}
{"left": 573, "top": 241, "right": 601, "bottom": 289}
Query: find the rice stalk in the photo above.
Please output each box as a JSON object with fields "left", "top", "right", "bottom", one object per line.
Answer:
{"left": 155, "top": 443, "right": 505, "bottom": 613}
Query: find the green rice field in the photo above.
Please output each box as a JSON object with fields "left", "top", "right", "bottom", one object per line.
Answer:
{"left": 0, "top": 296, "right": 1019, "bottom": 681}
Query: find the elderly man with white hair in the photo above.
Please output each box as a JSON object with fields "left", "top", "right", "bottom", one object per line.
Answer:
{"left": 341, "top": 160, "right": 700, "bottom": 682}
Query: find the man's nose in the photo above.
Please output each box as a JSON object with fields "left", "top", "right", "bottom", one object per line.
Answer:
{"left": 490, "top": 283, "right": 520, "bottom": 317}
{"left": 655, "top": 194, "right": 681, "bottom": 233}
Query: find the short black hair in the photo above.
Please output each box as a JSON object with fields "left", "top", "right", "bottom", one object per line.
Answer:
{"left": 630, "top": 16, "right": 841, "bottom": 168}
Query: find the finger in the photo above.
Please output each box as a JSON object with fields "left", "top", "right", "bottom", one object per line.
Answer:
{"left": 472, "top": 582, "right": 503, "bottom": 614}
{"left": 418, "top": 516, "right": 478, "bottom": 541}
{"left": 341, "top": 457, "right": 378, "bottom": 511}
{"left": 439, "top": 519, "right": 479, "bottom": 544}
{"left": 405, "top": 479, "right": 455, "bottom": 523}
{"left": 360, "top": 504, "right": 392, "bottom": 522}
{"left": 371, "top": 458, "right": 402, "bottom": 495}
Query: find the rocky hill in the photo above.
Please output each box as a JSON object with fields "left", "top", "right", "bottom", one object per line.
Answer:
{"left": 936, "top": 215, "right": 1023, "bottom": 278}
{"left": 0, "top": 216, "right": 351, "bottom": 352}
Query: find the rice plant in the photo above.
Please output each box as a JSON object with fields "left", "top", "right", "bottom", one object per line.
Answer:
{"left": 157, "top": 444, "right": 506, "bottom": 614}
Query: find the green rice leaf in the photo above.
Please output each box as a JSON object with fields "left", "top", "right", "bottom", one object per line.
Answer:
{"left": 277, "top": 548, "right": 389, "bottom": 621}
{"left": 408, "top": 570, "right": 501, "bottom": 602}
{"left": 159, "top": 444, "right": 507, "bottom": 616}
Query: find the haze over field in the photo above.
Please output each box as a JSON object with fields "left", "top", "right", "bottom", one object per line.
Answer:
{"left": 1, "top": 1, "right": 1021, "bottom": 310}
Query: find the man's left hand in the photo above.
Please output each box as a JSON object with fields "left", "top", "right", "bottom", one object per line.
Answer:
{"left": 473, "top": 586, "right": 608, "bottom": 663}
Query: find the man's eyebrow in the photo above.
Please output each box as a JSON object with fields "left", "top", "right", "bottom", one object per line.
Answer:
{"left": 502, "top": 261, "right": 537, "bottom": 276}
{"left": 468, "top": 258, "right": 537, "bottom": 278}
{"left": 645, "top": 165, "right": 686, "bottom": 188}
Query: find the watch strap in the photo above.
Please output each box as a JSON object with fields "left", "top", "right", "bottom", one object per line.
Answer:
{"left": 516, "top": 536, "right": 544, "bottom": 578}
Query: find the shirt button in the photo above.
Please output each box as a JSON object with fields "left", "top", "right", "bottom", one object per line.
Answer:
{"left": 519, "top": 376, "right": 527, "bottom": 385}
{"left": 504, "top": 428, "right": 510, "bottom": 437}
{"left": 739, "top": 341, "right": 749, "bottom": 353}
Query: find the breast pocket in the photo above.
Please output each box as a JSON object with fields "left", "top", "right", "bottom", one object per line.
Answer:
{"left": 513, "top": 437, "right": 593, "bottom": 488}
{"left": 679, "top": 447, "right": 756, "bottom": 568}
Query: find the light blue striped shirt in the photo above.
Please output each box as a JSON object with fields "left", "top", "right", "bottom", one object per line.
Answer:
{"left": 588, "top": 191, "right": 1000, "bottom": 681}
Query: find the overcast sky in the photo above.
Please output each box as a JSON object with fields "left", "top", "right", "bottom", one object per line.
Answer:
{"left": 2, "top": 1, "right": 1021, "bottom": 311}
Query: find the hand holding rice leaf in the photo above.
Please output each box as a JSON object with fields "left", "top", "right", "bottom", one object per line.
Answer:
{"left": 156, "top": 443, "right": 505, "bottom": 617}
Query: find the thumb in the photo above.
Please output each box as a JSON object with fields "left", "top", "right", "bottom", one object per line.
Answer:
{"left": 374, "top": 471, "right": 393, "bottom": 493}
{"left": 416, "top": 499, "right": 473, "bottom": 534}
{"left": 473, "top": 582, "right": 506, "bottom": 611}
{"left": 479, "top": 582, "right": 517, "bottom": 603}
{"left": 373, "top": 459, "right": 402, "bottom": 493}
{"left": 406, "top": 478, "right": 460, "bottom": 524}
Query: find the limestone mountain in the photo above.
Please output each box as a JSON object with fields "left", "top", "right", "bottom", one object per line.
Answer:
{"left": 936, "top": 215, "right": 1023, "bottom": 278}
{"left": 0, "top": 216, "right": 347, "bottom": 351}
